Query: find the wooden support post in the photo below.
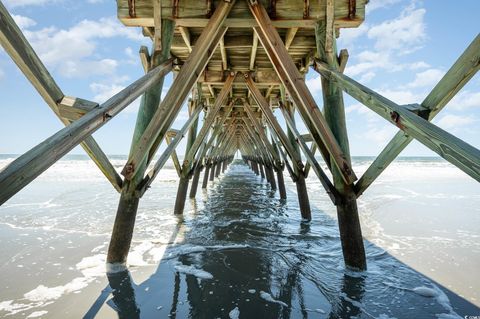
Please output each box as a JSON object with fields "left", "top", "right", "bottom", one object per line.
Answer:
{"left": 354, "top": 34, "right": 480, "bottom": 196}
{"left": 295, "top": 173, "right": 311, "bottom": 221}
{"left": 248, "top": 1, "right": 357, "bottom": 185}
{"left": 315, "top": 22, "right": 366, "bottom": 270}
{"left": 202, "top": 163, "right": 211, "bottom": 188}
{"left": 215, "top": 160, "right": 222, "bottom": 177}
{"left": 259, "top": 162, "right": 265, "bottom": 179}
{"left": 189, "top": 165, "right": 202, "bottom": 198}
{"left": 210, "top": 163, "right": 216, "bottom": 181}
{"left": 266, "top": 165, "right": 277, "bottom": 190}
{"left": 0, "top": 2, "right": 123, "bottom": 193}
{"left": 123, "top": 0, "right": 236, "bottom": 180}
{"left": 173, "top": 177, "right": 189, "bottom": 214}
{"left": 107, "top": 20, "right": 175, "bottom": 266}
{"left": 276, "top": 168, "right": 287, "bottom": 199}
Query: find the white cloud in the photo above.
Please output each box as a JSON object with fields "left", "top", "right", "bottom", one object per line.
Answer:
{"left": 366, "top": 0, "right": 402, "bottom": 13}
{"left": 305, "top": 75, "right": 322, "bottom": 96}
{"left": 367, "top": 6, "right": 427, "bottom": 53}
{"left": 87, "top": 0, "right": 104, "bottom": 3}
{"left": 408, "top": 61, "right": 430, "bottom": 70}
{"left": 338, "top": 23, "right": 369, "bottom": 46}
{"left": 447, "top": 91, "right": 480, "bottom": 111}
{"left": 0, "top": 67, "right": 4, "bottom": 81}
{"left": 407, "top": 68, "right": 445, "bottom": 88}
{"left": 12, "top": 14, "right": 37, "bottom": 29}
{"left": 4, "top": 0, "right": 59, "bottom": 7}
{"left": 23, "top": 17, "right": 144, "bottom": 78}
{"left": 378, "top": 88, "right": 423, "bottom": 105}
{"left": 363, "top": 125, "right": 396, "bottom": 144}
{"left": 435, "top": 114, "right": 475, "bottom": 130}
{"left": 359, "top": 71, "right": 376, "bottom": 83}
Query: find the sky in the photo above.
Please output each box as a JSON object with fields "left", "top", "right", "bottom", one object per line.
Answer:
{"left": 0, "top": 0, "right": 478, "bottom": 157}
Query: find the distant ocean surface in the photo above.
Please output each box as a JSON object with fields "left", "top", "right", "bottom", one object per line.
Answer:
{"left": 0, "top": 155, "right": 479, "bottom": 318}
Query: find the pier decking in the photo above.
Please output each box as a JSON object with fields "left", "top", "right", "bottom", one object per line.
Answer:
{"left": 0, "top": 0, "right": 479, "bottom": 274}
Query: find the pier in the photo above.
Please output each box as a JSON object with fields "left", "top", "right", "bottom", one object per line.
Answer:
{"left": 0, "top": 0, "right": 479, "bottom": 277}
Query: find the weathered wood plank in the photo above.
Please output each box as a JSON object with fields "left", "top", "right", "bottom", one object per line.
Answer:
{"left": 315, "top": 60, "right": 480, "bottom": 183}
{"left": 354, "top": 34, "right": 480, "bottom": 196}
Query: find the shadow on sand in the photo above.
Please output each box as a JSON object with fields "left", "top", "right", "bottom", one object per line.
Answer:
{"left": 84, "top": 161, "right": 479, "bottom": 319}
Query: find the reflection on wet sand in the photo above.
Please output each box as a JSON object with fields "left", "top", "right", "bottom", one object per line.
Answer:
{"left": 93, "top": 162, "right": 478, "bottom": 319}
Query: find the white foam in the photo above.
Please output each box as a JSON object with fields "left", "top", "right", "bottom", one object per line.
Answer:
{"left": 413, "top": 286, "right": 437, "bottom": 298}
{"left": 76, "top": 254, "right": 106, "bottom": 277}
{"left": 26, "top": 310, "right": 48, "bottom": 318}
{"left": 106, "top": 262, "right": 127, "bottom": 274}
{"left": 229, "top": 306, "right": 240, "bottom": 319}
{"left": 174, "top": 263, "right": 213, "bottom": 280}
{"left": 259, "top": 291, "right": 287, "bottom": 307}
{"left": 248, "top": 289, "right": 256, "bottom": 294}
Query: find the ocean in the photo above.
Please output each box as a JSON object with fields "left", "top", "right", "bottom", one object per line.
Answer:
{"left": 0, "top": 155, "right": 479, "bottom": 318}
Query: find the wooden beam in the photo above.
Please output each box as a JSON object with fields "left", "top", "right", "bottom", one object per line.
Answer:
{"left": 354, "top": 34, "right": 480, "bottom": 196}
{"left": 243, "top": 73, "right": 303, "bottom": 171}
{"left": 120, "top": 17, "right": 364, "bottom": 29}
{"left": 153, "top": 0, "right": 162, "bottom": 53}
{"left": 165, "top": 131, "right": 182, "bottom": 177}
{"left": 139, "top": 103, "right": 202, "bottom": 194}
{"left": 0, "top": 59, "right": 173, "bottom": 205}
{"left": 0, "top": 2, "right": 123, "bottom": 193}
{"left": 279, "top": 103, "right": 339, "bottom": 204}
{"left": 249, "top": 32, "right": 258, "bottom": 70}
{"left": 123, "top": 0, "right": 235, "bottom": 180}
{"left": 284, "top": 27, "right": 298, "bottom": 51}
{"left": 178, "top": 26, "right": 192, "bottom": 53}
{"left": 182, "top": 73, "right": 236, "bottom": 175}
{"left": 248, "top": 1, "right": 357, "bottom": 185}
{"left": 316, "top": 60, "right": 480, "bottom": 183}
{"left": 57, "top": 96, "right": 98, "bottom": 121}
{"left": 220, "top": 36, "right": 228, "bottom": 70}
{"left": 139, "top": 45, "right": 151, "bottom": 73}
{"left": 325, "top": 0, "right": 334, "bottom": 54}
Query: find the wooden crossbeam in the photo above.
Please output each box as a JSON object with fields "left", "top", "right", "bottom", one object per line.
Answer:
{"left": 165, "top": 131, "right": 182, "bottom": 177}
{"left": 249, "top": 32, "right": 258, "bottom": 70}
{"left": 279, "top": 103, "right": 339, "bottom": 204}
{"left": 248, "top": 1, "right": 357, "bottom": 185}
{"left": 122, "top": 0, "right": 235, "bottom": 180}
{"left": 57, "top": 96, "right": 98, "bottom": 121}
{"left": 220, "top": 36, "right": 228, "bottom": 70}
{"left": 243, "top": 73, "right": 303, "bottom": 171}
{"left": 178, "top": 26, "right": 192, "bottom": 52}
{"left": 284, "top": 27, "right": 298, "bottom": 51}
{"left": 353, "top": 34, "right": 480, "bottom": 196}
{"left": 315, "top": 60, "right": 480, "bottom": 184}
{"left": 0, "top": 59, "right": 173, "bottom": 205}
{"left": 182, "top": 74, "right": 236, "bottom": 176}
{"left": 0, "top": 2, "right": 123, "bottom": 193}
{"left": 138, "top": 104, "right": 203, "bottom": 196}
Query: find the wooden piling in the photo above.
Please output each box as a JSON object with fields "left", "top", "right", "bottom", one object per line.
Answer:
{"left": 202, "top": 163, "right": 211, "bottom": 188}
{"left": 173, "top": 177, "right": 189, "bottom": 214}
{"left": 210, "top": 163, "right": 216, "bottom": 181}
{"left": 189, "top": 165, "right": 202, "bottom": 198}
{"left": 315, "top": 23, "right": 366, "bottom": 270}
{"left": 107, "top": 20, "right": 175, "bottom": 265}
{"left": 259, "top": 163, "right": 265, "bottom": 179}
{"left": 295, "top": 173, "right": 311, "bottom": 221}
{"left": 215, "top": 160, "right": 222, "bottom": 177}
{"left": 276, "top": 168, "right": 287, "bottom": 200}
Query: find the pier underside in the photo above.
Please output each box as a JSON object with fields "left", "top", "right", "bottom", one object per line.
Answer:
{"left": 0, "top": 0, "right": 479, "bottom": 274}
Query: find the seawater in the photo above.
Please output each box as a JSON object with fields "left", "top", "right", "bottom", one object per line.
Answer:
{"left": 0, "top": 155, "right": 479, "bottom": 318}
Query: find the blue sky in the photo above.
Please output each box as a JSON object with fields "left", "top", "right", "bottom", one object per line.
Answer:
{"left": 0, "top": 0, "right": 478, "bottom": 157}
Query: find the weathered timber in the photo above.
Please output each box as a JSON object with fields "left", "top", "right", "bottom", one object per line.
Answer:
{"left": 316, "top": 23, "right": 366, "bottom": 270}
{"left": 315, "top": 60, "right": 480, "bottom": 184}
{"left": 123, "top": 0, "right": 236, "bottom": 179}
{"left": 202, "top": 164, "right": 211, "bottom": 188}
{"left": 279, "top": 102, "right": 339, "bottom": 204}
{"left": 248, "top": 1, "right": 357, "bottom": 185}
{"left": 354, "top": 34, "right": 480, "bottom": 196}
{"left": 138, "top": 104, "right": 203, "bottom": 196}
{"left": 107, "top": 20, "right": 175, "bottom": 265}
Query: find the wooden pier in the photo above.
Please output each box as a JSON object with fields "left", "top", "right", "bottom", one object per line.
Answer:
{"left": 0, "top": 0, "right": 479, "bottom": 272}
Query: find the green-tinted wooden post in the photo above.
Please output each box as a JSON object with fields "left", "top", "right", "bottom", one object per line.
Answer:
{"left": 316, "top": 23, "right": 366, "bottom": 270}
{"left": 202, "top": 162, "right": 211, "bottom": 188}
{"left": 107, "top": 20, "right": 175, "bottom": 266}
